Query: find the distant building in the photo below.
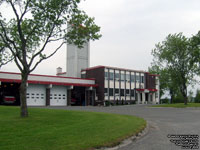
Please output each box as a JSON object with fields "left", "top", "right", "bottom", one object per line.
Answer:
{"left": 82, "top": 66, "right": 160, "bottom": 105}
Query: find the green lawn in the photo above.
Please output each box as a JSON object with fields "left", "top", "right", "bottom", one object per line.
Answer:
{"left": 151, "top": 103, "right": 200, "bottom": 108}
{"left": 0, "top": 106, "right": 146, "bottom": 150}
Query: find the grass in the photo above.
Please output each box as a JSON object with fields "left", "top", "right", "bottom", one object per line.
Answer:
{"left": 0, "top": 106, "right": 146, "bottom": 150}
{"left": 151, "top": 103, "right": 200, "bottom": 108}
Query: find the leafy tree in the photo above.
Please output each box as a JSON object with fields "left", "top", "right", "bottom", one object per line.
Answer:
{"left": 151, "top": 33, "right": 200, "bottom": 105}
{"left": 0, "top": 0, "right": 101, "bottom": 117}
{"left": 149, "top": 62, "right": 179, "bottom": 104}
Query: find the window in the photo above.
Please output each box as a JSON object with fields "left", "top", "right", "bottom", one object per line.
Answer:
{"left": 104, "top": 88, "right": 108, "bottom": 95}
{"left": 81, "top": 73, "right": 86, "bottom": 78}
{"left": 120, "top": 89, "right": 124, "bottom": 96}
{"left": 109, "top": 72, "right": 114, "bottom": 80}
{"left": 126, "top": 74, "right": 130, "bottom": 81}
{"left": 115, "top": 89, "right": 119, "bottom": 95}
{"left": 141, "top": 76, "right": 144, "bottom": 83}
{"left": 121, "top": 73, "right": 125, "bottom": 81}
{"left": 109, "top": 88, "right": 113, "bottom": 96}
{"left": 131, "top": 90, "right": 135, "bottom": 96}
{"left": 136, "top": 75, "right": 140, "bottom": 82}
{"left": 131, "top": 75, "right": 135, "bottom": 82}
{"left": 115, "top": 73, "right": 120, "bottom": 80}
{"left": 105, "top": 72, "right": 108, "bottom": 79}
{"left": 104, "top": 88, "right": 108, "bottom": 93}
{"left": 126, "top": 89, "right": 130, "bottom": 95}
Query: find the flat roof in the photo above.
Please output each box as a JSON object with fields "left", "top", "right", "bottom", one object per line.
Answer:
{"left": 0, "top": 71, "right": 98, "bottom": 87}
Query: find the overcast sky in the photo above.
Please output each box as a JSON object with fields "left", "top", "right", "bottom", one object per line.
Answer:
{"left": 2, "top": 0, "right": 200, "bottom": 77}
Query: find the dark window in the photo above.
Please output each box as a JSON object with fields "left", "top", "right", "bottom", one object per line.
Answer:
{"left": 27, "top": 93, "right": 29, "bottom": 95}
{"left": 126, "top": 89, "right": 130, "bottom": 95}
{"left": 109, "top": 88, "right": 113, "bottom": 96}
{"left": 81, "top": 73, "right": 86, "bottom": 78}
{"left": 141, "top": 76, "right": 144, "bottom": 83}
{"left": 120, "top": 89, "right": 124, "bottom": 96}
{"left": 115, "top": 88, "right": 119, "bottom": 94}
{"left": 131, "top": 90, "right": 135, "bottom": 96}
{"left": 104, "top": 88, "right": 108, "bottom": 94}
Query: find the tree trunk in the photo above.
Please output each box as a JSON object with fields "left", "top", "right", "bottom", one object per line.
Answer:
{"left": 169, "top": 89, "right": 173, "bottom": 104}
{"left": 20, "top": 72, "right": 28, "bottom": 117}
{"left": 182, "top": 83, "right": 188, "bottom": 105}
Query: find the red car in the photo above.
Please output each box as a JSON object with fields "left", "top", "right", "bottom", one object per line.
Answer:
{"left": 3, "top": 96, "right": 16, "bottom": 104}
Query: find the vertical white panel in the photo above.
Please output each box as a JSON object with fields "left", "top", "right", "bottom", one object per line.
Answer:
{"left": 50, "top": 86, "right": 67, "bottom": 106}
{"left": 67, "top": 42, "right": 90, "bottom": 78}
{"left": 27, "top": 84, "right": 46, "bottom": 106}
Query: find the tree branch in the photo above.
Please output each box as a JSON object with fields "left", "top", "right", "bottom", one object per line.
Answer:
{"left": 0, "top": 20, "right": 23, "bottom": 64}
{"left": 28, "top": 10, "right": 63, "bottom": 68}
{"left": 29, "top": 41, "right": 66, "bottom": 72}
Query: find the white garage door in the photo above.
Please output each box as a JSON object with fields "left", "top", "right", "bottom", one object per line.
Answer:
{"left": 26, "top": 84, "right": 46, "bottom": 106}
{"left": 50, "top": 86, "right": 67, "bottom": 106}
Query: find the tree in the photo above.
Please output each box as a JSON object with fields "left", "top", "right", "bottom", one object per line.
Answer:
{"left": 151, "top": 33, "right": 200, "bottom": 105}
{"left": 148, "top": 65, "right": 179, "bottom": 103}
{"left": 0, "top": 0, "right": 101, "bottom": 117}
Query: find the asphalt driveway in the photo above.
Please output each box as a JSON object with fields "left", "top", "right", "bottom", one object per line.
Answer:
{"left": 46, "top": 105, "right": 200, "bottom": 150}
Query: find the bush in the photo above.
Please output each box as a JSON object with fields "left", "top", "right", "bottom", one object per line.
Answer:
{"left": 104, "top": 101, "right": 110, "bottom": 106}
{"left": 173, "top": 93, "right": 184, "bottom": 103}
{"left": 161, "top": 98, "right": 170, "bottom": 104}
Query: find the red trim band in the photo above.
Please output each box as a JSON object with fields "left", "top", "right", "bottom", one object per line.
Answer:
{"left": 0, "top": 78, "right": 98, "bottom": 87}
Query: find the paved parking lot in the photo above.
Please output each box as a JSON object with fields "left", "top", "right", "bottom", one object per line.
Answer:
{"left": 47, "top": 105, "right": 200, "bottom": 150}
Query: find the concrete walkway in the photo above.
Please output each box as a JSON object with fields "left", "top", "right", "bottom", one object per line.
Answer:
{"left": 46, "top": 105, "right": 200, "bottom": 150}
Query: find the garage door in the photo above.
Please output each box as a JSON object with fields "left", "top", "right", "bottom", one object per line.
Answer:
{"left": 50, "top": 86, "right": 67, "bottom": 106}
{"left": 26, "top": 84, "right": 46, "bottom": 106}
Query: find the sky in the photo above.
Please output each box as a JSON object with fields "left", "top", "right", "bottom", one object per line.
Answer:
{"left": 1, "top": 0, "right": 200, "bottom": 78}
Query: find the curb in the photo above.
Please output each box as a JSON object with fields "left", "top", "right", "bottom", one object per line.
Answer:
{"left": 96, "top": 122, "right": 149, "bottom": 150}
